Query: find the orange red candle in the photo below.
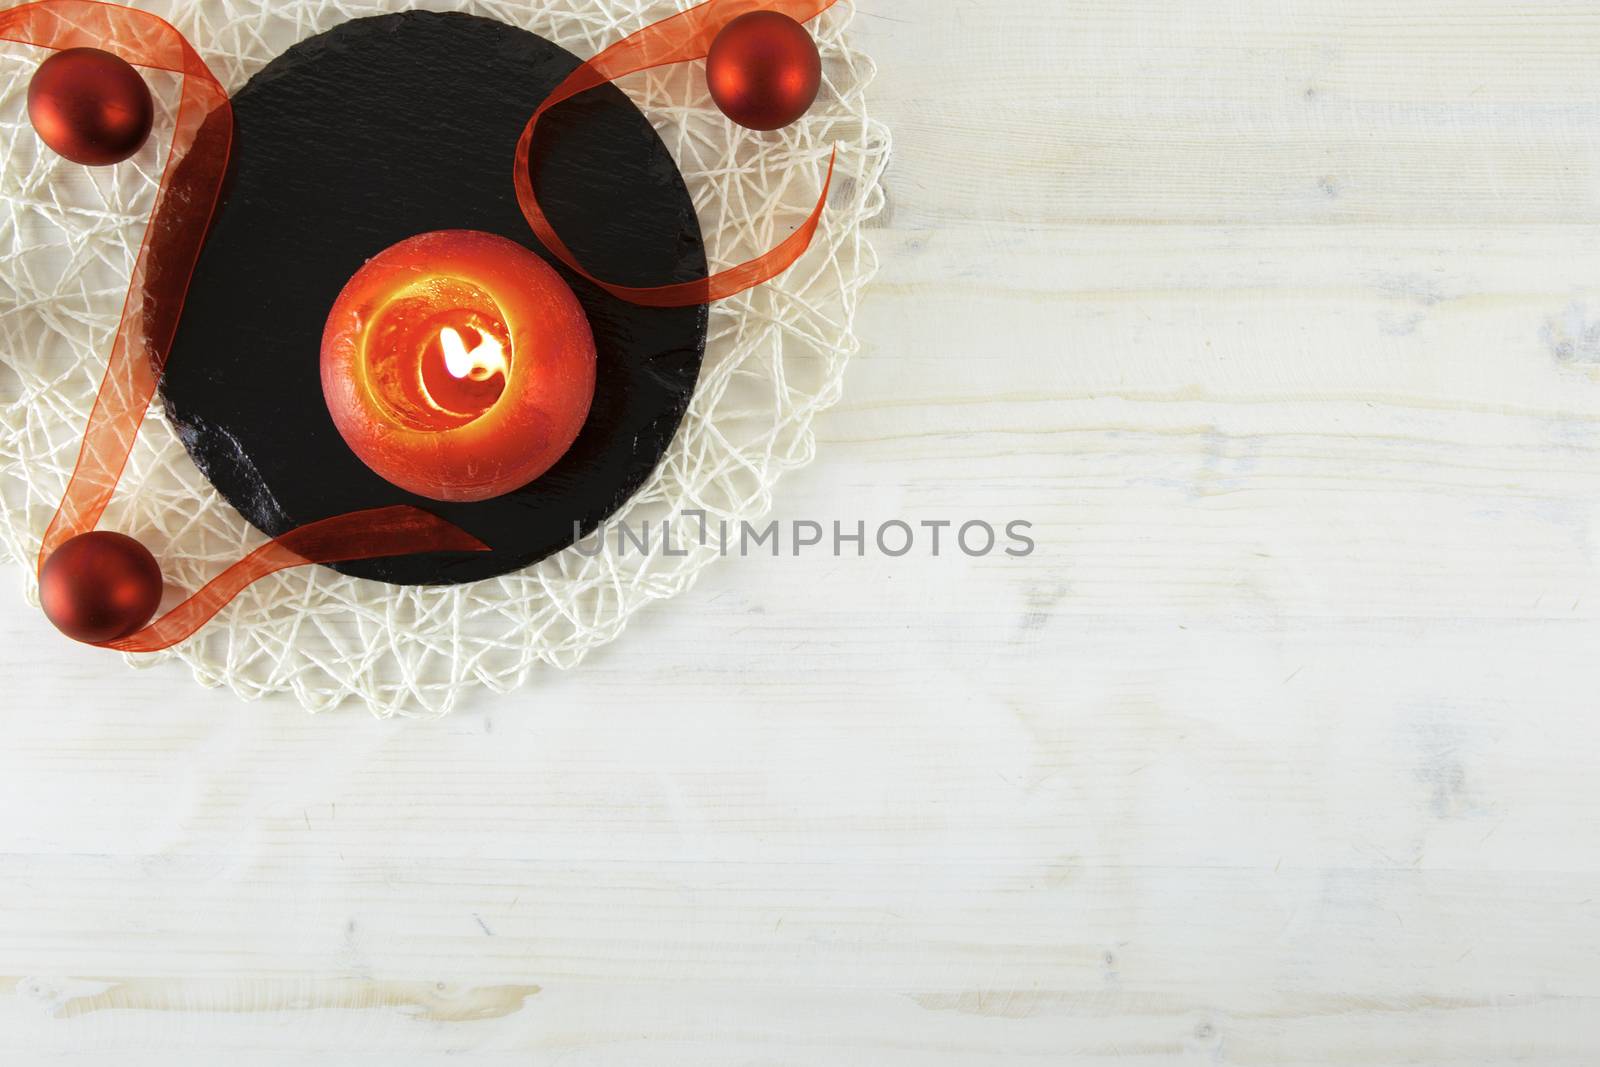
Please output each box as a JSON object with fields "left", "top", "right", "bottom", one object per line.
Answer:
{"left": 321, "top": 230, "right": 596, "bottom": 503}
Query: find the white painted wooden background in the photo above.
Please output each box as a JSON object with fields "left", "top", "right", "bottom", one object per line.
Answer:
{"left": 4, "top": 0, "right": 1600, "bottom": 1061}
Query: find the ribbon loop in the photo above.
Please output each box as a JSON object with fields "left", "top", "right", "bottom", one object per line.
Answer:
{"left": 513, "top": 0, "right": 838, "bottom": 308}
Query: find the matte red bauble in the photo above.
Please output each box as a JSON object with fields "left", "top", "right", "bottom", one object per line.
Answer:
{"left": 706, "top": 11, "right": 821, "bottom": 131}
{"left": 28, "top": 47, "right": 154, "bottom": 166}
{"left": 39, "top": 531, "right": 164, "bottom": 644}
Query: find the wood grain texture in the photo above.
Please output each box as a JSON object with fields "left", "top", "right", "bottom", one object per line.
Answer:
{"left": 4, "top": 0, "right": 1600, "bottom": 1061}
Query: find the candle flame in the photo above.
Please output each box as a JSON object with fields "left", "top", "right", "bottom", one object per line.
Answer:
{"left": 439, "top": 326, "right": 507, "bottom": 381}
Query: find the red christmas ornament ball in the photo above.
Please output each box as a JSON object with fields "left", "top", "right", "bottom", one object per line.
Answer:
{"left": 28, "top": 47, "right": 154, "bottom": 166}
{"left": 39, "top": 531, "right": 163, "bottom": 644}
{"left": 706, "top": 11, "right": 822, "bottom": 131}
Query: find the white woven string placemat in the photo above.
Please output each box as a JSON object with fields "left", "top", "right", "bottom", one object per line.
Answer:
{"left": 0, "top": 0, "right": 888, "bottom": 717}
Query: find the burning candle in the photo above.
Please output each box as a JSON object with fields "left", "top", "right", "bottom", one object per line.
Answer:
{"left": 321, "top": 230, "right": 595, "bottom": 502}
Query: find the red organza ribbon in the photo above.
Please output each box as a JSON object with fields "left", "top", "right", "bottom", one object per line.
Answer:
{"left": 2, "top": 0, "right": 488, "bottom": 650}
{"left": 514, "top": 0, "right": 839, "bottom": 307}
{"left": 0, "top": 0, "right": 233, "bottom": 565}
{"left": 104, "top": 506, "right": 487, "bottom": 652}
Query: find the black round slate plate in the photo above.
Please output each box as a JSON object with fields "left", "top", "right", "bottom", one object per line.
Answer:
{"left": 160, "top": 11, "right": 709, "bottom": 585}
